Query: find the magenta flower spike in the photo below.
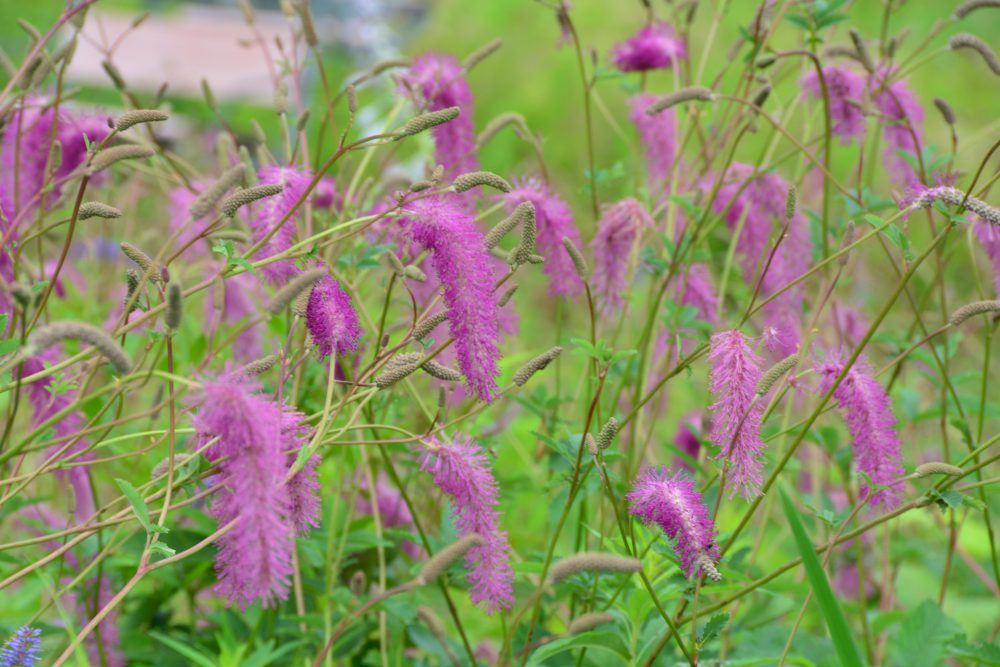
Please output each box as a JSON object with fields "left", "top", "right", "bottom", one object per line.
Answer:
{"left": 249, "top": 166, "right": 311, "bottom": 285}
{"left": 708, "top": 330, "right": 767, "bottom": 499}
{"left": 501, "top": 178, "right": 584, "bottom": 297}
{"left": 590, "top": 198, "right": 653, "bottom": 310}
{"left": 630, "top": 93, "right": 677, "bottom": 194}
{"left": 801, "top": 66, "right": 868, "bottom": 142}
{"left": 817, "top": 356, "right": 905, "bottom": 509}
{"left": 306, "top": 274, "right": 362, "bottom": 358}
{"left": 0, "top": 100, "right": 55, "bottom": 227}
{"left": 281, "top": 406, "right": 320, "bottom": 536}
{"left": 611, "top": 22, "right": 687, "bottom": 72}
{"left": 871, "top": 69, "right": 925, "bottom": 187}
{"left": 419, "top": 434, "right": 514, "bottom": 614}
{"left": 404, "top": 195, "right": 501, "bottom": 402}
{"left": 974, "top": 218, "right": 1000, "bottom": 295}
{"left": 627, "top": 466, "right": 720, "bottom": 578}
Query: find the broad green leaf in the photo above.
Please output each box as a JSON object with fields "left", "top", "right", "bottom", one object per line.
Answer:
{"left": 698, "top": 612, "right": 730, "bottom": 648}
{"left": 888, "top": 599, "right": 962, "bottom": 667}
{"left": 779, "top": 487, "right": 864, "bottom": 667}
{"left": 115, "top": 478, "right": 168, "bottom": 535}
{"left": 527, "top": 630, "right": 630, "bottom": 666}
{"left": 947, "top": 636, "right": 1000, "bottom": 665}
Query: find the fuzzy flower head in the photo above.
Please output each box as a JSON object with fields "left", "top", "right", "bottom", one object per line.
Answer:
{"left": 871, "top": 69, "right": 925, "bottom": 187}
{"left": 404, "top": 195, "right": 501, "bottom": 402}
{"left": 974, "top": 217, "right": 1000, "bottom": 295}
{"left": 501, "top": 178, "right": 584, "bottom": 297}
{"left": 399, "top": 53, "right": 478, "bottom": 178}
{"left": 611, "top": 22, "right": 687, "bottom": 72}
{"left": 708, "top": 330, "right": 767, "bottom": 499}
{"left": 249, "top": 166, "right": 312, "bottom": 284}
{"left": 419, "top": 434, "right": 514, "bottom": 614}
{"left": 627, "top": 467, "right": 720, "bottom": 578}
{"left": 816, "top": 356, "right": 905, "bottom": 509}
{"left": 306, "top": 274, "right": 362, "bottom": 358}
{"left": 801, "top": 66, "right": 867, "bottom": 142}
{"left": 590, "top": 198, "right": 653, "bottom": 310}
{"left": 0, "top": 627, "right": 41, "bottom": 667}
{"left": 630, "top": 93, "right": 678, "bottom": 194}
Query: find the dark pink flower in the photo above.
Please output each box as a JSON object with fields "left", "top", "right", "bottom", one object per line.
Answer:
{"left": 801, "top": 66, "right": 867, "bottom": 142}
{"left": 673, "top": 413, "right": 704, "bottom": 472}
{"left": 590, "top": 198, "right": 653, "bottom": 310}
{"left": 871, "top": 69, "right": 925, "bottom": 186}
{"left": 611, "top": 22, "right": 687, "bottom": 72}
{"left": 630, "top": 93, "right": 677, "bottom": 194}
{"left": 306, "top": 274, "right": 362, "bottom": 358}
{"left": 974, "top": 218, "right": 1000, "bottom": 295}
{"left": 249, "top": 166, "right": 311, "bottom": 285}
{"left": 281, "top": 406, "right": 320, "bottom": 536}
{"left": 419, "top": 434, "right": 514, "bottom": 614}
{"left": 627, "top": 466, "right": 719, "bottom": 578}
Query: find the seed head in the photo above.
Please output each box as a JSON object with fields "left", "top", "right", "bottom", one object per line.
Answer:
{"left": 190, "top": 165, "right": 247, "bottom": 219}
{"left": 120, "top": 242, "right": 166, "bottom": 283}
{"left": 497, "top": 284, "right": 518, "bottom": 307}
{"left": 548, "top": 552, "right": 642, "bottom": 584}
{"left": 452, "top": 170, "right": 513, "bottom": 193}
{"left": 416, "top": 534, "right": 484, "bottom": 583}
{"left": 954, "top": 0, "right": 1000, "bottom": 19}
{"left": 757, "top": 353, "right": 799, "bottom": 395}
{"left": 596, "top": 417, "right": 619, "bottom": 451}
{"left": 848, "top": 28, "right": 876, "bottom": 72}
{"left": 77, "top": 201, "right": 122, "bottom": 220}
{"left": 915, "top": 462, "right": 964, "bottom": 478}
{"left": 221, "top": 183, "right": 284, "bottom": 217}
{"left": 645, "top": 87, "right": 714, "bottom": 115}
{"left": 412, "top": 311, "right": 449, "bottom": 341}
{"left": 933, "top": 98, "right": 956, "bottom": 125}
{"left": 165, "top": 281, "right": 183, "bottom": 330}
{"left": 950, "top": 33, "right": 1000, "bottom": 75}
{"left": 567, "top": 612, "right": 615, "bottom": 634}
{"left": 240, "top": 354, "right": 278, "bottom": 377}
{"left": 396, "top": 106, "right": 461, "bottom": 138}
{"left": 374, "top": 352, "right": 424, "bottom": 388}
{"left": 29, "top": 321, "right": 132, "bottom": 374}
{"left": 267, "top": 268, "right": 327, "bottom": 315}
{"left": 114, "top": 109, "right": 169, "bottom": 132}
{"left": 420, "top": 359, "right": 463, "bottom": 382}
{"left": 512, "top": 346, "right": 563, "bottom": 386}
{"left": 463, "top": 38, "right": 503, "bottom": 71}
{"left": 948, "top": 300, "right": 1000, "bottom": 326}
{"left": 88, "top": 144, "right": 155, "bottom": 173}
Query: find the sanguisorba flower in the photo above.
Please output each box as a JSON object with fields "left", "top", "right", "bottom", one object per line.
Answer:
{"left": 590, "top": 198, "right": 653, "bottom": 310}
{"left": 629, "top": 93, "right": 677, "bottom": 194}
{"left": 192, "top": 373, "right": 295, "bottom": 607}
{"left": 281, "top": 405, "right": 321, "bottom": 536}
{"left": 419, "top": 434, "right": 514, "bottom": 614}
{"left": 974, "top": 218, "right": 1000, "bottom": 296}
{"left": 816, "top": 356, "right": 905, "bottom": 509}
{"left": 501, "top": 178, "right": 584, "bottom": 297}
{"left": 708, "top": 330, "right": 767, "bottom": 499}
{"left": 611, "top": 22, "right": 687, "bottom": 73}
{"left": 404, "top": 195, "right": 501, "bottom": 402}
{"left": 249, "top": 166, "right": 311, "bottom": 285}
{"left": 627, "top": 466, "right": 720, "bottom": 579}
{"left": 801, "top": 66, "right": 867, "bottom": 142}
{"left": 306, "top": 274, "right": 362, "bottom": 358}
{"left": 871, "top": 68, "right": 925, "bottom": 187}
{"left": 0, "top": 626, "right": 41, "bottom": 667}
{"left": 399, "top": 53, "right": 478, "bottom": 178}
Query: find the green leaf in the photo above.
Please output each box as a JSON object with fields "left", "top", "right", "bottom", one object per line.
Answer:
{"left": 527, "top": 631, "right": 630, "bottom": 666}
{"left": 698, "top": 612, "right": 730, "bottom": 648}
{"left": 779, "top": 487, "right": 865, "bottom": 667}
{"left": 947, "top": 636, "right": 1000, "bottom": 665}
{"left": 230, "top": 256, "right": 256, "bottom": 275}
{"left": 888, "top": 599, "right": 961, "bottom": 667}
{"left": 0, "top": 338, "right": 20, "bottom": 355}
{"left": 0, "top": 313, "right": 7, "bottom": 333}
{"left": 149, "top": 630, "right": 218, "bottom": 667}
{"left": 115, "top": 478, "right": 168, "bottom": 535}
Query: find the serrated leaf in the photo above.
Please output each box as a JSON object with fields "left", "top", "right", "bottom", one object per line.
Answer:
{"left": 947, "top": 636, "right": 1000, "bottom": 665}
{"left": 698, "top": 612, "right": 729, "bottom": 647}
{"left": 889, "top": 599, "right": 962, "bottom": 667}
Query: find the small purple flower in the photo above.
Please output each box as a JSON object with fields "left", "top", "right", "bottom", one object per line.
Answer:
{"left": 0, "top": 626, "right": 41, "bottom": 667}
{"left": 501, "top": 178, "right": 584, "bottom": 297}
{"left": 627, "top": 466, "right": 720, "bottom": 578}
{"left": 630, "top": 93, "right": 677, "bottom": 194}
{"left": 611, "top": 22, "right": 687, "bottom": 72}
{"left": 419, "top": 434, "right": 514, "bottom": 614}
{"left": 399, "top": 53, "right": 478, "bottom": 178}
{"left": 590, "top": 198, "right": 653, "bottom": 310}
{"left": 871, "top": 69, "right": 925, "bottom": 187}
{"left": 708, "top": 330, "right": 767, "bottom": 499}
{"left": 801, "top": 66, "right": 867, "bottom": 142}
{"left": 816, "top": 356, "right": 905, "bottom": 509}
{"left": 249, "top": 166, "right": 312, "bottom": 285}
{"left": 404, "top": 195, "right": 501, "bottom": 402}
{"left": 306, "top": 274, "right": 362, "bottom": 358}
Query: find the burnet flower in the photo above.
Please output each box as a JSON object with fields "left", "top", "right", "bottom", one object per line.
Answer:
{"left": 248, "top": 166, "right": 312, "bottom": 285}
{"left": 871, "top": 68, "right": 925, "bottom": 187}
{"left": 629, "top": 92, "right": 678, "bottom": 195}
{"left": 590, "top": 198, "right": 653, "bottom": 310}
{"left": 419, "top": 434, "right": 514, "bottom": 614}
{"left": 801, "top": 66, "right": 868, "bottom": 142}
{"left": 305, "top": 274, "right": 362, "bottom": 358}
{"left": 611, "top": 22, "right": 687, "bottom": 73}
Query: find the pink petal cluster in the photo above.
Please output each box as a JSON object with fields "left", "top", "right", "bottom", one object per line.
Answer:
{"left": 611, "top": 22, "right": 687, "bottom": 72}
{"left": 629, "top": 93, "right": 677, "bottom": 194}
{"left": 419, "top": 434, "right": 514, "bottom": 614}
{"left": 816, "top": 356, "right": 905, "bottom": 509}
{"left": 248, "top": 166, "right": 311, "bottom": 284}
{"left": 404, "top": 195, "right": 501, "bottom": 402}
{"left": 306, "top": 274, "right": 362, "bottom": 358}
{"left": 399, "top": 53, "right": 478, "bottom": 178}
{"left": 590, "top": 198, "right": 653, "bottom": 309}
{"left": 871, "top": 69, "right": 925, "bottom": 187}
{"left": 627, "top": 466, "right": 720, "bottom": 578}
{"left": 801, "top": 66, "right": 867, "bottom": 142}
{"left": 501, "top": 178, "right": 584, "bottom": 297}
{"left": 708, "top": 330, "right": 767, "bottom": 499}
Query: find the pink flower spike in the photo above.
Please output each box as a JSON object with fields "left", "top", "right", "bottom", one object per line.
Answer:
{"left": 871, "top": 69, "right": 926, "bottom": 187}
{"left": 801, "top": 66, "right": 867, "bottom": 142}
{"left": 630, "top": 93, "right": 678, "bottom": 195}
{"left": 306, "top": 274, "right": 362, "bottom": 358}
{"left": 249, "top": 166, "right": 312, "bottom": 285}
{"left": 590, "top": 198, "right": 653, "bottom": 310}
{"left": 611, "top": 22, "right": 687, "bottom": 73}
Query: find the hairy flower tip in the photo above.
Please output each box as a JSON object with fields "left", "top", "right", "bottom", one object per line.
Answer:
{"left": 870, "top": 69, "right": 924, "bottom": 186}
{"left": 88, "top": 144, "right": 155, "bottom": 173}
{"left": 646, "top": 87, "right": 714, "bottom": 115}
{"left": 611, "top": 21, "right": 687, "bottom": 72}
{"left": 597, "top": 417, "right": 619, "bottom": 451}
{"left": 190, "top": 165, "right": 247, "bottom": 220}
{"left": 249, "top": 166, "right": 312, "bottom": 284}
{"left": 0, "top": 626, "right": 41, "bottom": 667}
{"left": 709, "top": 330, "right": 767, "bottom": 500}
{"left": 191, "top": 374, "right": 294, "bottom": 607}
{"left": 817, "top": 357, "right": 905, "bottom": 509}
{"left": 933, "top": 98, "right": 957, "bottom": 125}
{"left": 120, "top": 241, "right": 166, "bottom": 283}
{"left": 306, "top": 275, "right": 361, "bottom": 358}
{"left": 501, "top": 178, "right": 584, "bottom": 296}
{"left": 114, "top": 108, "right": 169, "bottom": 132}
{"left": 221, "top": 183, "right": 284, "bottom": 217}
{"left": 591, "top": 198, "right": 653, "bottom": 309}
{"left": 955, "top": 0, "right": 1000, "bottom": 18}
{"left": 463, "top": 37, "right": 503, "bottom": 71}
{"left": 567, "top": 613, "right": 615, "bottom": 635}
{"left": 757, "top": 353, "right": 799, "bottom": 395}
{"left": 412, "top": 311, "right": 450, "bottom": 341}
{"left": 561, "top": 237, "right": 589, "bottom": 282}
{"left": 77, "top": 201, "right": 122, "bottom": 220}
{"left": 374, "top": 352, "right": 424, "bottom": 388}
{"left": 452, "top": 170, "right": 512, "bottom": 193}
{"left": 949, "top": 299, "right": 1000, "bottom": 326}
{"left": 165, "top": 281, "right": 183, "bottom": 330}
{"left": 267, "top": 267, "right": 326, "bottom": 315}
{"left": 285, "top": 436, "right": 320, "bottom": 534}
{"left": 395, "top": 106, "right": 461, "bottom": 137}
{"left": 801, "top": 65, "right": 867, "bottom": 141}
{"left": 915, "top": 462, "right": 964, "bottom": 478}
{"left": 28, "top": 321, "right": 132, "bottom": 374}
{"left": 512, "top": 346, "right": 563, "bottom": 386}
{"left": 416, "top": 534, "right": 485, "bottom": 584}
{"left": 627, "top": 467, "right": 720, "bottom": 578}
{"left": 548, "top": 552, "right": 642, "bottom": 584}
{"left": 497, "top": 284, "right": 518, "bottom": 307}
{"left": 949, "top": 33, "right": 1000, "bottom": 75}
{"left": 419, "top": 433, "right": 514, "bottom": 613}
{"left": 421, "top": 359, "right": 463, "bottom": 382}
{"left": 507, "top": 201, "right": 539, "bottom": 267}
{"left": 404, "top": 196, "right": 501, "bottom": 401}
{"left": 399, "top": 53, "right": 477, "bottom": 177}
{"left": 630, "top": 93, "right": 677, "bottom": 192}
